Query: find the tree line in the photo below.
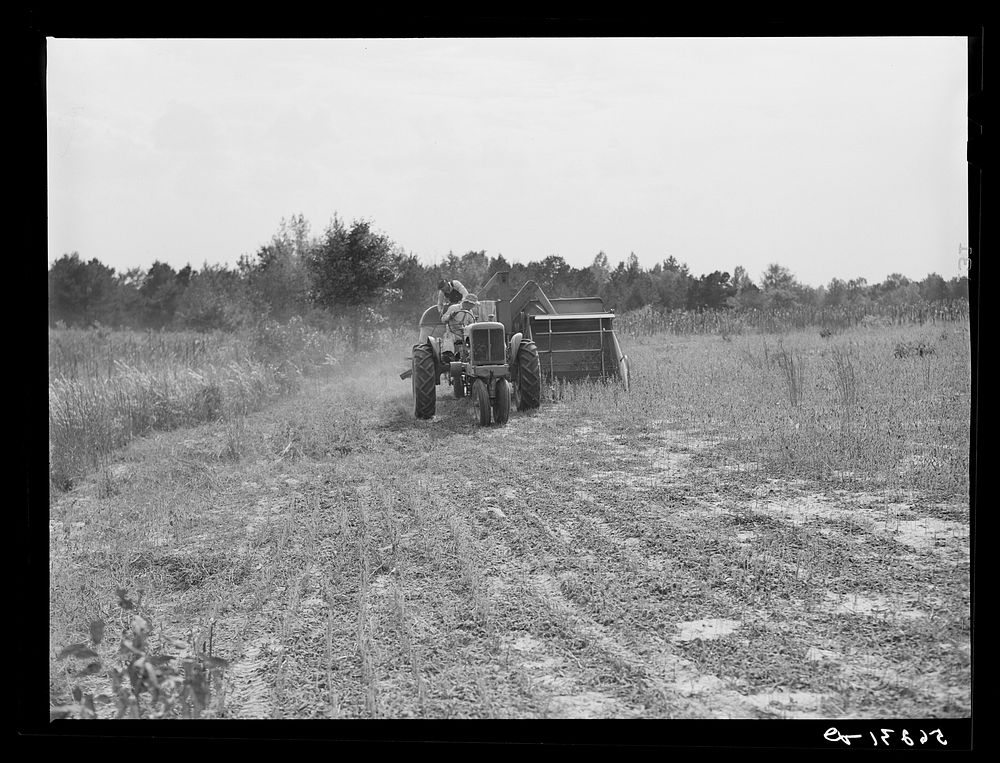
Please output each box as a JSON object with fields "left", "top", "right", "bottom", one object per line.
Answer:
{"left": 49, "top": 213, "right": 970, "bottom": 337}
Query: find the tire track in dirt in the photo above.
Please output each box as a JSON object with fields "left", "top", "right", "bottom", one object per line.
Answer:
{"left": 476, "top": 413, "right": 849, "bottom": 718}
{"left": 225, "top": 635, "right": 280, "bottom": 718}
{"left": 465, "top": 420, "right": 770, "bottom": 717}
{"left": 526, "top": 572, "right": 772, "bottom": 719}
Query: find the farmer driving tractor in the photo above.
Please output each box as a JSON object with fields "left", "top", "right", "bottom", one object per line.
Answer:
{"left": 404, "top": 285, "right": 479, "bottom": 379}
{"left": 441, "top": 293, "right": 478, "bottom": 356}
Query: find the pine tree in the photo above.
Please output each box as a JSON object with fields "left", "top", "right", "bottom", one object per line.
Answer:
{"left": 307, "top": 216, "right": 398, "bottom": 351}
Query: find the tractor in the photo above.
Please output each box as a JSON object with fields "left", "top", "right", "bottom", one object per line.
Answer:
{"left": 401, "top": 270, "right": 629, "bottom": 425}
{"left": 402, "top": 301, "right": 542, "bottom": 426}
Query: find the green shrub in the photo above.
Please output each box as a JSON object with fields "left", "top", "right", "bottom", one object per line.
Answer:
{"left": 52, "top": 590, "right": 227, "bottom": 720}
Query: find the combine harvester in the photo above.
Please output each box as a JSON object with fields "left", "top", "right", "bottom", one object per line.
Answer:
{"left": 401, "top": 270, "right": 629, "bottom": 425}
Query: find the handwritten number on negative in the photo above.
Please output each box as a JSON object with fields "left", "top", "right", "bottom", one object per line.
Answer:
{"left": 826, "top": 727, "right": 948, "bottom": 747}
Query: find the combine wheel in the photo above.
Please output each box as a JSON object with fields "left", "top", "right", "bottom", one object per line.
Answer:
{"left": 514, "top": 340, "right": 541, "bottom": 410}
{"left": 493, "top": 379, "right": 511, "bottom": 425}
{"left": 473, "top": 379, "right": 492, "bottom": 426}
{"left": 412, "top": 344, "right": 436, "bottom": 419}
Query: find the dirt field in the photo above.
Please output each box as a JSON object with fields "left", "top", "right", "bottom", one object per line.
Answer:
{"left": 48, "top": 324, "right": 972, "bottom": 720}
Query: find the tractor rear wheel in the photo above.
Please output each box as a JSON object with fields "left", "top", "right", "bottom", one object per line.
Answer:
{"left": 412, "top": 344, "right": 436, "bottom": 419}
{"left": 473, "top": 379, "right": 491, "bottom": 426}
{"left": 515, "top": 340, "right": 541, "bottom": 410}
{"left": 452, "top": 371, "right": 464, "bottom": 398}
{"left": 493, "top": 379, "right": 511, "bottom": 425}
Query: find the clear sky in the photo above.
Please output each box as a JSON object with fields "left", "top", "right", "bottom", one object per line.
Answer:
{"left": 46, "top": 37, "right": 968, "bottom": 288}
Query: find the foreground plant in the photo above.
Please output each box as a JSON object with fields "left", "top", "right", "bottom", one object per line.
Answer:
{"left": 51, "top": 589, "right": 228, "bottom": 720}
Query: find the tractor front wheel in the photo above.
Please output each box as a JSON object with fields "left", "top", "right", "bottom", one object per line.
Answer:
{"left": 412, "top": 344, "right": 436, "bottom": 419}
{"left": 473, "top": 379, "right": 491, "bottom": 426}
{"left": 452, "top": 371, "right": 464, "bottom": 398}
{"left": 493, "top": 379, "right": 511, "bottom": 425}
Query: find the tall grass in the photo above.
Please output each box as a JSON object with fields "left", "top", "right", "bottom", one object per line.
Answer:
{"left": 773, "top": 344, "right": 806, "bottom": 408}
{"left": 47, "top": 319, "right": 406, "bottom": 493}
{"left": 617, "top": 300, "right": 970, "bottom": 338}
{"left": 828, "top": 345, "right": 859, "bottom": 408}
{"left": 49, "top": 361, "right": 271, "bottom": 490}
{"left": 578, "top": 324, "right": 970, "bottom": 497}
{"left": 49, "top": 327, "right": 252, "bottom": 380}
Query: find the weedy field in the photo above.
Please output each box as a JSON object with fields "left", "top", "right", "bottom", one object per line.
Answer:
{"left": 49, "top": 321, "right": 972, "bottom": 719}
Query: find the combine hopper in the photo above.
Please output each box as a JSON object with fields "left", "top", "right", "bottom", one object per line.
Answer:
{"left": 478, "top": 271, "right": 629, "bottom": 389}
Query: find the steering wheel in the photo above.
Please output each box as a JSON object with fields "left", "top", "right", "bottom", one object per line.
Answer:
{"left": 444, "top": 309, "right": 475, "bottom": 328}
